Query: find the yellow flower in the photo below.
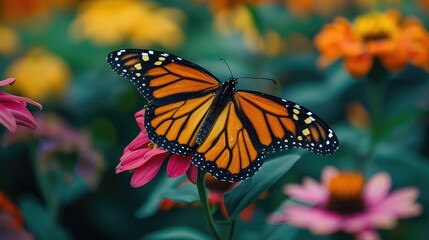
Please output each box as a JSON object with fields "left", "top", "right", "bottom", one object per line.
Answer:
{"left": 315, "top": 11, "right": 429, "bottom": 77}
{"left": 214, "top": 4, "right": 284, "bottom": 56}
{"left": 0, "top": 24, "right": 19, "bottom": 56}
{"left": 5, "top": 48, "right": 71, "bottom": 101}
{"left": 70, "top": 0, "right": 184, "bottom": 48}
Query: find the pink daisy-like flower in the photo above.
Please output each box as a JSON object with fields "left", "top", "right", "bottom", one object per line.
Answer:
{"left": 270, "top": 166, "right": 422, "bottom": 240}
{"left": 116, "top": 109, "right": 198, "bottom": 188}
{"left": 0, "top": 78, "right": 42, "bottom": 133}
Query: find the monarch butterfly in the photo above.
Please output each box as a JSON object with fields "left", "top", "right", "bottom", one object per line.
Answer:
{"left": 107, "top": 49, "right": 339, "bottom": 182}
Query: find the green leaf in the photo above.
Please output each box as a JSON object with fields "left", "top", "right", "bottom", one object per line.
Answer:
{"left": 19, "top": 196, "right": 71, "bottom": 240}
{"left": 142, "top": 226, "right": 210, "bottom": 240}
{"left": 159, "top": 183, "right": 199, "bottom": 203}
{"left": 135, "top": 175, "right": 187, "bottom": 218}
{"left": 224, "top": 154, "right": 300, "bottom": 220}
{"left": 263, "top": 223, "right": 299, "bottom": 240}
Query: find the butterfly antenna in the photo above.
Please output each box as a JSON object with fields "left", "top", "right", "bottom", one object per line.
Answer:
{"left": 236, "top": 77, "right": 277, "bottom": 85}
{"left": 220, "top": 58, "right": 234, "bottom": 78}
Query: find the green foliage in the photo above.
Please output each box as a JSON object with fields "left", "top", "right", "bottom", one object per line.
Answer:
{"left": 225, "top": 155, "right": 300, "bottom": 220}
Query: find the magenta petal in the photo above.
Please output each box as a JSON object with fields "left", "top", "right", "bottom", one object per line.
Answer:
{"left": 116, "top": 148, "right": 153, "bottom": 173}
{"left": 166, "top": 154, "right": 192, "bottom": 178}
{"left": 186, "top": 164, "right": 198, "bottom": 184}
{"left": 4, "top": 102, "right": 38, "bottom": 129}
{"left": 0, "top": 92, "right": 42, "bottom": 109}
{"left": 127, "top": 132, "right": 150, "bottom": 151}
{"left": 130, "top": 155, "right": 165, "bottom": 187}
{"left": 0, "top": 78, "right": 16, "bottom": 86}
{"left": 134, "top": 109, "right": 147, "bottom": 132}
{"left": 0, "top": 104, "right": 17, "bottom": 133}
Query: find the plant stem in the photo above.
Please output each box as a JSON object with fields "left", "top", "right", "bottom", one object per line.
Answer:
{"left": 197, "top": 170, "right": 222, "bottom": 240}
{"left": 360, "top": 60, "right": 388, "bottom": 171}
{"left": 227, "top": 219, "right": 236, "bottom": 240}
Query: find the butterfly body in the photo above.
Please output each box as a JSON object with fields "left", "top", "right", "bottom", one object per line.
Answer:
{"left": 197, "top": 77, "right": 237, "bottom": 145}
{"left": 107, "top": 49, "right": 339, "bottom": 182}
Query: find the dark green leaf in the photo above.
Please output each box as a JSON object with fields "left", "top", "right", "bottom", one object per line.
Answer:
{"left": 19, "top": 196, "right": 71, "bottom": 240}
{"left": 225, "top": 154, "right": 300, "bottom": 220}
{"left": 264, "top": 223, "right": 299, "bottom": 240}
{"left": 159, "top": 183, "right": 199, "bottom": 203}
{"left": 142, "top": 226, "right": 209, "bottom": 240}
{"left": 135, "top": 175, "right": 187, "bottom": 218}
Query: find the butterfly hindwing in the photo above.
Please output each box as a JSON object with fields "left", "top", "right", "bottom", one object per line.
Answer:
{"left": 191, "top": 102, "right": 265, "bottom": 182}
{"left": 107, "top": 49, "right": 221, "bottom": 104}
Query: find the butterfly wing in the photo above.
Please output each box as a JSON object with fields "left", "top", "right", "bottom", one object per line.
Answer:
{"left": 234, "top": 90, "right": 339, "bottom": 155}
{"left": 144, "top": 93, "right": 216, "bottom": 155}
{"left": 192, "top": 90, "right": 339, "bottom": 182}
{"left": 191, "top": 101, "right": 265, "bottom": 182}
{"left": 107, "top": 49, "right": 221, "bottom": 104}
{"left": 107, "top": 49, "right": 221, "bottom": 155}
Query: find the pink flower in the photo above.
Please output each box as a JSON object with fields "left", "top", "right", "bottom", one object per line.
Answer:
{"left": 270, "top": 166, "right": 422, "bottom": 240}
{"left": 0, "top": 78, "right": 42, "bottom": 133}
{"left": 116, "top": 109, "right": 198, "bottom": 188}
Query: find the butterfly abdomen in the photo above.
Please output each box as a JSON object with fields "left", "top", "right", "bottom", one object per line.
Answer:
{"left": 196, "top": 79, "right": 237, "bottom": 145}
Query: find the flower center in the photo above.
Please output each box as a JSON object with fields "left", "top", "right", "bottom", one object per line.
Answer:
{"left": 353, "top": 12, "right": 400, "bottom": 42}
{"left": 147, "top": 141, "right": 158, "bottom": 149}
{"left": 327, "top": 172, "right": 365, "bottom": 214}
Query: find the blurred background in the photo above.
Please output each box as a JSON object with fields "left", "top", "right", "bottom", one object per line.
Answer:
{"left": 0, "top": 0, "right": 429, "bottom": 239}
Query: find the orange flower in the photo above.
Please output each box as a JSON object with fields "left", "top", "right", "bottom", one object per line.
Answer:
{"left": 315, "top": 11, "right": 429, "bottom": 77}
{"left": 196, "top": 0, "right": 272, "bottom": 12}
{"left": 0, "top": 192, "right": 23, "bottom": 229}
{"left": 283, "top": 0, "right": 343, "bottom": 18}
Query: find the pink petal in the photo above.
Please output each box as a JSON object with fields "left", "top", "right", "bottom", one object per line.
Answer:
{"left": 285, "top": 177, "right": 328, "bottom": 204}
{"left": 343, "top": 213, "right": 378, "bottom": 233}
{"left": 3, "top": 102, "right": 37, "bottom": 129}
{"left": 268, "top": 212, "right": 289, "bottom": 223}
{"left": 283, "top": 207, "right": 343, "bottom": 235}
{"left": 166, "top": 154, "right": 192, "bottom": 178}
{"left": 126, "top": 132, "right": 151, "bottom": 151}
{"left": 364, "top": 172, "right": 391, "bottom": 205}
{"left": 130, "top": 155, "right": 165, "bottom": 187}
{"left": 355, "top": 230, "right": 380, "bottom": 240}
{"left": 0, "top": 92, "right": 42, "bottom": 109}
{"left": 321, "top": 166, "right": 339, "bottom": 186}
{"left": 373, "top": 187, "right": 422, "bottom": 219}
{"left": 116, "top": 147, "right": 153, "bottom": 173}
{"left": 0, "top": 104, "right": 17, "bottom": 133}
{"left": 0, "top": 78, "right": 16, "bottom": 86}
{"left": 134, "top": 109, "right": 146, "bottom": 132}
{"left": 186, "top": 164, "right": 198, "bottom": 184}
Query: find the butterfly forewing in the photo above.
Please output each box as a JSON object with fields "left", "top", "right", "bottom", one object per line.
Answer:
{"left": 107, "top": 49, "right": 220, "bottom": 104}
{"left": 145, "top": 94, "right": 216, "bottom": 155}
